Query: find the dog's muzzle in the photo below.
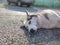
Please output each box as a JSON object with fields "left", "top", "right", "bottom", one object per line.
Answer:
{"left": 30, "top": 29, "right": 36, "bottom": 33}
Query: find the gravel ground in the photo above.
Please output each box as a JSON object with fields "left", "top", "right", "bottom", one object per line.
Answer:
{"left": 0, "top": 4, "right": 60, "bottom": 45}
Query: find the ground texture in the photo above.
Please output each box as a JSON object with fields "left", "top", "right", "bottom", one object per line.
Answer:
{"left": 0, "top": 4, "right": 60, "bottom": 45}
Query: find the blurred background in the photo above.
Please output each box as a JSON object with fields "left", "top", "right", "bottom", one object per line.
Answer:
{"left": 0, "top": 0, "right": 60, "bottom": 7}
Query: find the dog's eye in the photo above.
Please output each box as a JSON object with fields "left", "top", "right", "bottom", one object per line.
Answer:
{"left": 29, "top": 21, "right": 31, "bottom": 24}
{"left": 27, "top": 17, "right": 32, "bottom": 21}
{"left": 27, "top": 18, "right": 31, "bottom": 20}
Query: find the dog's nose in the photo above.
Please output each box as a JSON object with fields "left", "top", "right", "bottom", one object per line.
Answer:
{"left": 30, "top": 29, "right": 35, "bottom": 33}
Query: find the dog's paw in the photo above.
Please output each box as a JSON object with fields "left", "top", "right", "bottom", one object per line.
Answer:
{"left": 20, "top": 25, "right": 28, "bottom": 31}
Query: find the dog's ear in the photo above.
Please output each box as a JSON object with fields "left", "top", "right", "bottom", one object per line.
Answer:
{"left": 25, "top": 10, "right": 29, "bottom": 17}
{"left": 20, "top": 20, "right": 28, "bottom": 31}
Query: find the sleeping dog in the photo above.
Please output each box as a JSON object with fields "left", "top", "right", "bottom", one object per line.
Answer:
{"left": 21, "top": 9, "right": 60, "bottom": 34}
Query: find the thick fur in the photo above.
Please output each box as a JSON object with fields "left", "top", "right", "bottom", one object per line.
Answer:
{"left": 22, "top": 9, "right": 60, "bottom": 33}
{"left": 37, "top": 9, "right": 60, "bottom": 28}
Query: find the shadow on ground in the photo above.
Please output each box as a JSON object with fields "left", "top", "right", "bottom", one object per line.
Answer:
{"left": 4, "top": 5, "right": 38, "bottom": 13}
{"left": 20, "top": 25, "right": 60, "bottom": 45}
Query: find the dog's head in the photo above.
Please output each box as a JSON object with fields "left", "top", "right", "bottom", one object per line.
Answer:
{"left": 21, "top": 10, "right": 38, "bottom": 34}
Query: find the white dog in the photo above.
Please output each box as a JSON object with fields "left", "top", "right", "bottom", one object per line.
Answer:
{"left": 21, "top": 9, "right": 60, "bottom": 33}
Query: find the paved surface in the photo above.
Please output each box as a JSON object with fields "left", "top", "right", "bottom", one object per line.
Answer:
{"left": 0, "top": 4, "right": 60, "bottom": 45}
{"left": 0, "top": 0, "right": 6, "bottom": 2}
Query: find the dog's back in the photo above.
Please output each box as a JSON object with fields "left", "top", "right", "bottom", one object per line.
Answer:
{"left": 38, "top": 9, "right": 60, "bottom": 28}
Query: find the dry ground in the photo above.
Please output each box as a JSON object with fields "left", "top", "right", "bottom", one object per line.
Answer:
{"left": 0, "top": 4, "right": 60, "bottom": 45}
